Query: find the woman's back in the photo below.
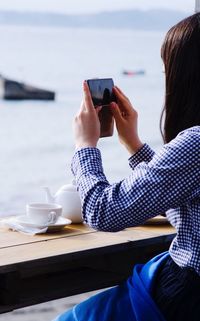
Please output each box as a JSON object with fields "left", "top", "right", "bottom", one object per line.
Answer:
{"left": 167, "top": 127, "right": 200, "bottom": 273}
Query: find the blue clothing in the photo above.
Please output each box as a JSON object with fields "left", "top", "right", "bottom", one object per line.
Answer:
{"left": 153, "top": 254, "right": 200, "bottom": 320}
{"left": 71, "top": 126, "right": 200, "bottom": 274}
{"left": 53, "top": 252, "right": 169, "bottom": 321}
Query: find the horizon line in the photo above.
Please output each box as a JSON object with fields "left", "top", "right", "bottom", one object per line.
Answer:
{"left": 0, "top": 7, "right": 193, "bottom": 15}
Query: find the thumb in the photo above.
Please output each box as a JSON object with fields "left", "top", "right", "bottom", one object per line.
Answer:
{"left": 83, "top": 81, "right": 94, "bottom": 112}
{"left": 110, "top": 102, "right": 123, "bottom": 122}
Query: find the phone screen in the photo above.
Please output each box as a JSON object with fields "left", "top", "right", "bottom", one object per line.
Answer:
{"left": 86, "top": 78, "right": 115, "bottom": 137}
{"left": 86, "top": 78, "right": 115, "bottom": 107}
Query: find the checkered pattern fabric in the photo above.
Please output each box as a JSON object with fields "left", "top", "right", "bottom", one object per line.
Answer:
{"left": 71, "top": 126, "right": 200, "bottom": 274}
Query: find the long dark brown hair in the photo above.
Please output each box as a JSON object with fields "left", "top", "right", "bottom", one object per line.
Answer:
{"left": 160, "top": 13, "right": 200, "bottom": 143}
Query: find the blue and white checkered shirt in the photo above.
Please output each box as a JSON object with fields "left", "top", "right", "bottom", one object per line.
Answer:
{"left": 71, "top": 126, "right": 200, "bottom": 274}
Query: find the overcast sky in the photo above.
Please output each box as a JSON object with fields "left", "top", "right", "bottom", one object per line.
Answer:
{"left": 0, "top": 0, "right": 195, "bottom": 14}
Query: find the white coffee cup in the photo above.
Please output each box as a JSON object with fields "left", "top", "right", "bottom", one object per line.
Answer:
{"left": 26, "top": 203, "right": 62, "bottom": 226}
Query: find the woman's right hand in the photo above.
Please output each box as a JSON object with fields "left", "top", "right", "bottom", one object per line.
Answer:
{"left": 110, "top": 86, "right": 143, "bottom": 155}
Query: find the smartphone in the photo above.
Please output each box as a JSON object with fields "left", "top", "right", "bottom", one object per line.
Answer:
{"left": 86, "top": 78, "right": 116, "bottom": 137}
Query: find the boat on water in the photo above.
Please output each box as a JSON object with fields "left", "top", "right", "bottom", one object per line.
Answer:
{"left": 122, "top": 70, "right": 145, "bottom": 76}
{"left": 0, "top": 74, "right": 55, "bottom": 100}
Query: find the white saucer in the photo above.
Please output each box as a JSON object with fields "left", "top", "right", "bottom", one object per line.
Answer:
{"left": 15, "top": 215, "right": 72, "bottom": 231}
{"left": 144, "top": 215, "right": 169, "bottom": 225}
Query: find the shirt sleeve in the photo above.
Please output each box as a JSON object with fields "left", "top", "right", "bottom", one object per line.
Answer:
{"left": 71, "top": 127, "right": 200, "bottom": 232}
{"left": 128, "top": 143, "right": 155, "bottom": 170}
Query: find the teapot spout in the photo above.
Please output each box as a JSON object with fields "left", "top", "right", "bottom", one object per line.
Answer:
{"left": 43, "top": 187, "right": 55, "bottom": 204}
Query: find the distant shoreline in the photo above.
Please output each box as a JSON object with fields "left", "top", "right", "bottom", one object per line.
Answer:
{"left": 0, "top": 9, "right": 189, "bottom": 31}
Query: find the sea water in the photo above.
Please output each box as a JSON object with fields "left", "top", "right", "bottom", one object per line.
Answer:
{"left": 0, "top": 25, "right": 166, "bottom": 215}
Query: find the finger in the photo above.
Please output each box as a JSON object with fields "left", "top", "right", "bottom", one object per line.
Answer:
{"left": 83, "top": 81, "right": 95, "bottom": 111}
{"left": 95, "top": 106, "right": 102, "bottom": 115}
{"left": 110, "top": 102, "right": 124, "bottom": 122}
{"left": 114, "top": 86, "right": 123, "bottom": 94}
{"left": 113, "top": 87, "right": 135, "bottom": 113}
{"left": 113, "top": 87, "right": 129, "bottom": 106}
{"left": 113, "top": 86, "right": 129, "bottom": 102}
{"left": 76, "top": 100, "right": 86, "bottom": 117}
{"left": 115, "top": 86, "right": 131, "bottom": 103}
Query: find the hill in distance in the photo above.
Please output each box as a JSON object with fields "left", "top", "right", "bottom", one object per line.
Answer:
{"left": 0, "top": 9, "right": 189, "bottom": 30}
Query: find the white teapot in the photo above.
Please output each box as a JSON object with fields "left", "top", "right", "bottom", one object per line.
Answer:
{"left": 44, "top": 180, "right": 82, "bottom": 223}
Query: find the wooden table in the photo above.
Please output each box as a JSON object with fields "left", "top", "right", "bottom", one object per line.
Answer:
{"left": 0, "top": 222, "right": 176, "bottom": 314}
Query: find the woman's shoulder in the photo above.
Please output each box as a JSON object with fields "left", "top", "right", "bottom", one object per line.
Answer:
{"left": 178, "top": 125, "right": 200, "bottom": 137}
{"left": 152, "top": 126, "right": 199, "bottom": 166}
{"left": 169, "top": 126, "right": 200, "bottom": 154}
{"left": 161, "top": 126, "right": 200, "bottom": 159}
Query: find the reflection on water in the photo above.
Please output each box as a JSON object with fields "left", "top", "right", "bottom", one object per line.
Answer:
{"left": 0, "top": 25, "right": 165, "bottom": 215}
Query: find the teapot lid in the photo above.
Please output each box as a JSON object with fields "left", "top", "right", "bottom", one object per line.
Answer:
{"left": 59, "top": 180, "right": 78, "bottom": 192}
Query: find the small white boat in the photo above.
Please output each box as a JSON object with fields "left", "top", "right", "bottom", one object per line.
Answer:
{"left": 122, "top": 70, "right": 145, "bottom": 76}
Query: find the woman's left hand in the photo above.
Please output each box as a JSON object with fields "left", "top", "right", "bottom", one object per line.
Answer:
{"left": 73, "top": 81, "right": 101, "bottom": 149}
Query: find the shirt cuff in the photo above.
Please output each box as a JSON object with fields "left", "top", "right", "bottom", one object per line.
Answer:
{"left": 71, "top": 147, "right": 104, "bottom": 180}
{"left": 128, "top": 143, "right": 155, "bottom": 170}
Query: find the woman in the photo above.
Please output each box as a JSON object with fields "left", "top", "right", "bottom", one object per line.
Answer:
{"left": 54, "top": 13, "right": 200, "bottom": 321}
